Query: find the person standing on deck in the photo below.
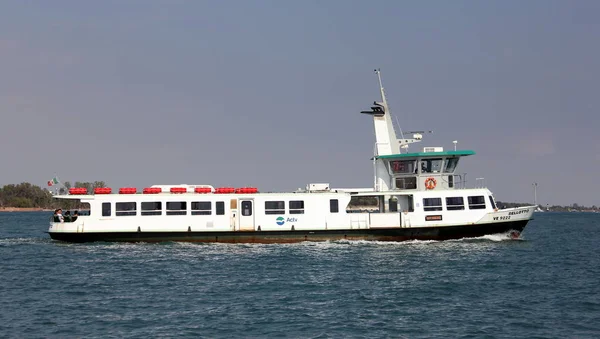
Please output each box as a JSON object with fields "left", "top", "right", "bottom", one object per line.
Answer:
{"left": 56, "top": 209, "right": 64, "bottom": 223}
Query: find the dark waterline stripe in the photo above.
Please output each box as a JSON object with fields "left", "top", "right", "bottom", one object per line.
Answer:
{"left": 49, "top": 220, "right": 528, "bottom": 243}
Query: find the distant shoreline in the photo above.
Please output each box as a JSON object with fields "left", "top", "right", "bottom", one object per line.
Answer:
{"left": 0, "top": 207, "right": 53, "bottom": 212}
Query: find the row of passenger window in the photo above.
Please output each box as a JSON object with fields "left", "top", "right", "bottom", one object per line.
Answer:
{"left": 101, "top": 199, "right": 341, "bottom": 217}
{"left": 423, "top": 196, "right": 496, "bottom": 212}
{"left": 264, "top": 200, "right": 339, "bottom": 214}
{"left": 101, "top": 201, "right": 226, "bottom": 217}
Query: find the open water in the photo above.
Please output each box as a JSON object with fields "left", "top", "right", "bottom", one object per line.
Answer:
{"left": 0, "top": 212, "right": 599, "bottom": 338}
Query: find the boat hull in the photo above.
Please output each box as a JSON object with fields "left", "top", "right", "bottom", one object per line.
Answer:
{"left": 48, "top": 219, "right": 529, "bottom": 243}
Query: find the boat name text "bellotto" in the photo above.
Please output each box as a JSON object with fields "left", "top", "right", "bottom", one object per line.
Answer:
{"left": 508, "top": 210, "right": 528, "bottom": 216}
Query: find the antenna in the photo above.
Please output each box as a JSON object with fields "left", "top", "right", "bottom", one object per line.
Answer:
{"left": 476, "top": 177, "right": 485, "bottom": 188}
{"left": 406, "top": 131, "right": 433, "bottom": 134}
{"left": 393, "top": 114, "right": 407, "bottom": 153}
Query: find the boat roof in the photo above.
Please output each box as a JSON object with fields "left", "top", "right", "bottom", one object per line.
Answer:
{"left": 52, "top": 191, "right": 352, "bottom": 200}
{"left": 54, "top": 187, "right": 495, "bottom": 200}
{"left": 376, "top": 150, "right": 475, "bottom": 160}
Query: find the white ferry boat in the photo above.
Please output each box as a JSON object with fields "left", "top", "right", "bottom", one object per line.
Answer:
{"left": 48, "top": 71, "right": 535, "bottom": 243}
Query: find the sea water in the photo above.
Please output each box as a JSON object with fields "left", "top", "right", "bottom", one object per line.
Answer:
{"left": 0, "top": 212, "right": 599, "bottom": 338}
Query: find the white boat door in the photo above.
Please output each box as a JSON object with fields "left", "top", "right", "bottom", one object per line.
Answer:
{"left": 239, "top": 199, "right": 255, "bottom": 231}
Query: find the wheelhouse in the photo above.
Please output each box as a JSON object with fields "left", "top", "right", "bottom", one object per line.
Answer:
{"left": 376, "top": 149, "right": 475, "bottom": 191}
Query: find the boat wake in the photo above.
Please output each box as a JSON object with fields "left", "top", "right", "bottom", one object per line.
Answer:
{"left": 0, "top": 237, "right": 52, "bottom": 246}
{"left": 477, "top": 232, "right": 524, "bottom": 242}
{"left": 20, "top": 232, "right": 524, "bottom": 256}
{"left": 327, "top": 232, "right": 524, "bottom": 246}
{"left": 454, "top": 231, "right": 525, "bottom": 242}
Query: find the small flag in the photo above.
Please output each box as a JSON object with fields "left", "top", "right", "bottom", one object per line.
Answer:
{"left": 47, "top": 177, "right": 60, "bottom": 186}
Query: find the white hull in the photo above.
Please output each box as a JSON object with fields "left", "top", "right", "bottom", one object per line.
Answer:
{"left": 49, "top": 189, "right": 534, "bottom": 243}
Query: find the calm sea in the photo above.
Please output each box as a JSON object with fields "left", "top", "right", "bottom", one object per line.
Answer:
{"left": 0, "top": 212, "right": 599, "bottom": 338}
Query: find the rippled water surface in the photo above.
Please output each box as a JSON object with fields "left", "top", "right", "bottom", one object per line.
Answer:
{"left": 1, "top": 212, "right": 599, "bottom": 338}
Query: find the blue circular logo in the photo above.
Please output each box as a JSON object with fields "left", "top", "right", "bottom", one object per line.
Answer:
{"left": 276, "top": 217, "right": 285, "bottom": 226}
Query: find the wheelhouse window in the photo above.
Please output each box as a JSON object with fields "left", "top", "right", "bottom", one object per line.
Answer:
{"left": 420, "top": 158, "right": 443, "bottom": 173}
{"left": 330, "top": 199, "right": 339, "bottom": 213}
{"left": 446, "top": 197, "right": 465, "bottom": 211}
{"left": 390, "top": 160, "right": 416, "bottom": 174}
{"left": 468, "top": 196, "right": 486, "bottom": 210}
{"left": 166, "top": 201, "right": 187, "bottom": 215}
{"left": 289, "top": 200, "right": 304, "bottom": 214}
{"left": 444, "top": 158, "right": 459, "bottom": 173}
{"left": 191, "top": 202, "right": 211, "bottom": 215}
{"left": 265, "top": 201, "right": 285, "bottom": 215}
{"left": 116, "top": 202, "right": 136, "bottom": 216}
{"left": 141, "top": 202, "right": 162, "bottom": 216}
{"left": 102, "top": 202, "right": 111, "bottom": 217}
{"left": 423, "top": 198, "right": 442, "bottom": 211}
{"left": 215, "top": 201, "right": 225, "bottom": 215}
{"left": 488, "top": 196, "right": 497, "bottom": 209}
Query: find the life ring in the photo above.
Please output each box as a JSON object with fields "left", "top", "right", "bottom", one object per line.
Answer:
{"left": 425, "top": 177, "right": 437, "bottom": 190}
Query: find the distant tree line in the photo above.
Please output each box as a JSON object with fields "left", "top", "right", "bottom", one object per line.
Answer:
{"left": 0, "top": 181, "right": 107, "bottom": 209}
{"left": 0, "top": 182, "right": 54, "bottom": 208}
{"left": 59, "top": 181, "right": 107, "bottom": 195}
{"left": 497, "top": 201, "right": 598, "bottom": 212}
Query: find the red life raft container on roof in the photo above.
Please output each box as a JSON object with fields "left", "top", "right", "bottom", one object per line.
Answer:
{"left": 170, "top": 187, "right": 188, "bottom": 194}
{"left": 143, "top": 187, "right": 162, "bottom": 194}
{"left": 214, "top": 187, "right": 235, "bottom": 194}
{"left": 235, "top": 187, "right": 258, "bottom": 194}
{"left": 69, "top": 187, "right": 87, "bottom": 195}
{"left": 94, "top": 187, "right": 112, "bottom": 194}
{"left": 119, "top": 187, "right": 137, "bottom": 194}
{"left": 194, "top": 187, "right": 212, "bottom": 194}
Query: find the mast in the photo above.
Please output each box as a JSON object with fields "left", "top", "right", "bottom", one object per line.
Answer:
{"left": 361, "top": 69, "right": 425, "bottom": 191}
{"left": 360, "top": 70, "right": 400, "bottom": 157}
{"left": 375, "top": 69, "right": 387, "bottom": 113}
{"left": 376, "top": 69, "right": 404, "bottom": 143}
{"left": 362, "top": 69, "right": 424, "bottom": 157}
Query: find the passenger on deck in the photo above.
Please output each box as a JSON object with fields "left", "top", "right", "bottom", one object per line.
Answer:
{"left": 53, "top": 209, "right": 59, "bottom": 222}
{"left": 421, "top": 162, "right": 428, "bottom": 173}
{"left": 72, "top": 211, "right": 79, "bottom": 222}
{"left": 64, "top": 211, "right": 72, "bottom": 222}
{"left": 56, "top": 209, "right": 64, "bottom": 223}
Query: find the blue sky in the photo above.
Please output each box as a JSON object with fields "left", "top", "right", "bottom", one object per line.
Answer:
{"left": 0, "top": 0, "right": 598, "bottom": 206}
